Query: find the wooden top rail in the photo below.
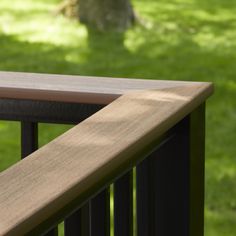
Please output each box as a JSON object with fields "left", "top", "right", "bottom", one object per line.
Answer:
{"left": 0, "top": 72, "right": 213, "bottom": 235}
{"left": 0, "top": 71, "right": 209, "bottom": 104}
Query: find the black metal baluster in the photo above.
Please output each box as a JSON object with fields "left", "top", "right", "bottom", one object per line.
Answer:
{"left": 21, "top": 121, "right": 58, "bottom": 236}
{"left": 114, "top": 171, "right": 133, "bottom": 236}
{"left": 136, "top": 103, "right": 205, "bottom": 236}
{"left": 81, "top": 203, "right": 90, "bottom": 236}
{"left": 65, "top": 189, "right": 110, "bottom": 236}
{"left": 64, "top": 203, "right": 90, "bottom": 236}
{"left": 43, "top": 227, "right": 58, "bottom": 236}
{"left": 136, "top": 156, "right": 155, "bottom": 236}
{"left": 65, "top": 209, "right": 82, "bottom": 236}
{"left": 21, "top": 121, "right": 38, "bottom": 159}
{"left": 90, "top": 189, "right": 110, "bottom": 236}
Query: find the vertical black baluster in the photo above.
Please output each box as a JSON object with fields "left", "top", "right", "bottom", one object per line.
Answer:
{"left": 90, "top": 189, "right": 110, "bottom": 236}
{"left": 136, "top": 103, "right": 205, "bottom": 236}
{"left": 64, "top": 203, "right": 90, "bottom": 236}
{"left": 65, "top": 209, "right": 82, "bottom": 236}
{"left": 81, "top": 203, "right": 90, "bottom": 236}
{"left": 65, "top": 189, "right": 110, "bottom": 236}
{"left": 43, "top": 227, "right": 58, "bottom": 236}
{"left": 114, "top": 171, "right": 133, "bottom": 236}
{"left": 21, "top": 121, "right": 58, "bottom": 236}
{"left": 136, "top": 156, "right": 155, "bottom": 236}
{"left": 21, "top": 121, "right": 38, "bottom": 159}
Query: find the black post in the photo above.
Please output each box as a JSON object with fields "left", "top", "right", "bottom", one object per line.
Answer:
{"left": 136, "top": 103, "right": 205, "bottom": 236}
{"left": 189, "top": 103, "right": 205, "bottom": 236}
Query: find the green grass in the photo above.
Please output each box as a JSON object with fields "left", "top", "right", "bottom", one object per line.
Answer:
{"left": 0, "top": 0, "right": 236, "bottom": 235}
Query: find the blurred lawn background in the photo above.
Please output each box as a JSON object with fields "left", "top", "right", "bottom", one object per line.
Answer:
{"left": 0, "top": 0, "right": 236, "bottom": 235}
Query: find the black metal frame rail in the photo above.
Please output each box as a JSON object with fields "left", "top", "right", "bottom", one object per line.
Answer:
{"left": 0, "top": 98, "right": 205, "bottom": 236}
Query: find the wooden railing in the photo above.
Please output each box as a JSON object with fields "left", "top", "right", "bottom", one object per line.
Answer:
{"left": 0, "top": 71, "right": 213, "bottom": 236}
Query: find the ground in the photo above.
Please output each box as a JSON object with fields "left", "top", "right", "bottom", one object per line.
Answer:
{"left": 0, "top": 0, "right": 236, "bottom": 235}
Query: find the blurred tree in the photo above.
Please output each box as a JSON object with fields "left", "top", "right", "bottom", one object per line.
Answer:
{"left": 56, "top": 0, "right": 135, "bottom": 31}
{"left": 55, "top": 0, "right": 79, "bottom": 19}
{"left": 79, "top": 0, "right": 135, "bottom": 31}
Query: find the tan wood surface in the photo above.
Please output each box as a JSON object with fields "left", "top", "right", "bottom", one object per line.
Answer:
{"left": 0, "top": 71, "right": 208, "bottom": 104}
{"left": 0, "top": 78, "right": 213, "bottom": 235}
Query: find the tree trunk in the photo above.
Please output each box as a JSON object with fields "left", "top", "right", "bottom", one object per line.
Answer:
{"left": 55, "top": 0, "right": 79, "bottom": 19}
{"left": 79, "top": 0, "right": 135, "bottom": 31}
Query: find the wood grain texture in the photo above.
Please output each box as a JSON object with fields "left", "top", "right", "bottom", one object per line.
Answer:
{"left": 0, "top": 74, "right": 213, "bottom": 235}
{"left": 0, "top": 71, "right": 208, "bottom": 104}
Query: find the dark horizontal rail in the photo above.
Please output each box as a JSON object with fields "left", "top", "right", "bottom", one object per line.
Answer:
{"left": 0, "top": 98, "right": 104, "bottom": 124}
